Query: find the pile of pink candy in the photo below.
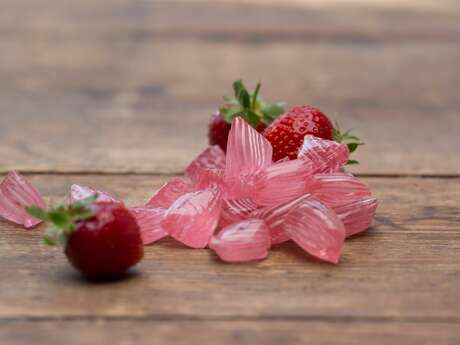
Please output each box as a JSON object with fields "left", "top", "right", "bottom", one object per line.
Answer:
{"left": 0, "top": 117, "right": 377, "bottom": 264}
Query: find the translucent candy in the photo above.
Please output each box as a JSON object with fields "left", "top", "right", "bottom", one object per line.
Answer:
{"left": 226, "top": 117, "right": 273, "bottom": 176}
{"left": 0, "top": 171, "right": 46, "bottom": 228}
{"left": 220, "top": 198, "right": 260, "bottom": 228}
{"left": 146, "top": 177, "right": 194, "bottom": 208}
{"left": 284, "top": 197, "right": 345, "bottom": 264}
{"left": 185, "top": 145, "right": 226, "bottom": 182}
{"left": 251, "top": 194, "right": 312, "bottom": 245}
{"left": 161, "top": 187, "right": 223, "bottom": 248}
{"left": 253, "top": 159, "right": 313, "bottom": 206}
{"left": 70, "top": 184, "right": 119, "bottom": 203}
{"left": 298, "top": 135, "right": 349, "bottom": 173}
{"left": 124, "top": 117, "right": 377, "bottom": 265}
{"left": 333, "top": 197, "right": 378, "bottom": 237}
{"left": 225, "top": 117, "right": 273, "bottom": 199}
{"left": 195, "top": 169, "right": 230, "bottom": 199}
{"left": 310, "top": 173, "right": 371, "bottom": 208}
{"left": 209, "top": 219, "right": 270, "bottom": 262}
{"left": 130, "top": 207, "right": 168, "bottom": 245}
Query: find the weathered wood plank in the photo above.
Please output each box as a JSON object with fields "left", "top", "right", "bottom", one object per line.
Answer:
{"left": 1, "top": 1, "right": 460, "bottom": 175}
{"left": 1, "top": 41, "right": 459, "bottom": 174}
{"left": 0, "top": 174, "right": 459, "bottom": 320}
{"left": 1, "top": 320, "right": 459, "bottom": 345}
{"left": 1, "top": 0, "right": 460, "bottom": 43}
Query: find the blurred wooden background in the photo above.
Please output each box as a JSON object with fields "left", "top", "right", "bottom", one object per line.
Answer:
{"left": 0, "top": 1, "right": 459, "bottom": 344}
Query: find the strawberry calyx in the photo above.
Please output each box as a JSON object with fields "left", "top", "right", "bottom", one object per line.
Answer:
{"left": 220, "top": 80, "right": 286, "bottom": 127}
{"left": 332, "top": 120, "right": 364, "bottom": 165}
{"left": 26, "top": 195, "right": 98, "bottom": 246}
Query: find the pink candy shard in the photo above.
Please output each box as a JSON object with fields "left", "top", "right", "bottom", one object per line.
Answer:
{"left": 253, "top": 159, "right": 313, "bottom": 206}
{"left": 333, "top": 197, "right": 378, "bottom": 238}
{"left": 70, "top": 184, "right": 119, "bottom": 203}
{"left": 251, "top": 194, "right": 312, "bottom": 245}
{"left": 130, "top": 207, "right": 168, "bottom": 245}
{"left": 195, "top": 168, "right": 230, "bottom": 198}
{"left": 224, "top": 117, "right": 273, "bottom": 199}
{"left": 298, "top": 135, "right": 349, "bottom": 173}
{"left": 185, "top": 145, "right": 226, "bottom": 182}
{"left": 0, "top": 171, "right": 46, "bottom": 228}
{"left": 284, "top": 197, "right": 346, "bottom": 264}
{"left": 220, "top": 198, "right": 260, "bottom": 228}
{"left": 161, "top": 187, "right": 223, "bottom": 248}
{"left": 310, "top": 173, "right": 372, "bottom": 209}
{"left": 225, "top": 117, "right": 272, "bottom": 188}
{"left": 146, "top": 177, "right": 194, "bottom": 209}
{"left": 209, "top": 219, "right": 271, "bottom": 262}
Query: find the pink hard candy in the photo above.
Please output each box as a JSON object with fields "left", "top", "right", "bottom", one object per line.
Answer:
{"left": 186, "top": 145, "right": 226, "bottom": 182}
{"left": 220, "top": 198, "right": 260, "bottom": 228}
{"left": 284, "top": 197, "right": 346, "bottom": 264}
{"left": 195, "top": 168, "right": 230, "bottom": 199}
{"left": 333, "top": 197, "right": 378, "bottom": 237}
{"left": 253, "top": 158, "right": 313, "bottom": 206}
{"left": 146, "top": 177, "right": 194, "bottom": 209}
{"left": 298, "top": 135, "right": 349, "bottom": 173}
{"left": 224, "top": 117, "right": 272, "bottom": 198}
{"left": 310, "top": 173, "right": 371, "bottom": 208}
{"left": 70, "top": 184, "right": 119, "bottom": 203}
{"left": 209, "top": 218, "right": 271, "bottom": 262}
{"left": 0, "top": 171, "right": 46, "bottom": 228}
{"left": 161, "top": 187, "right": 223, "bottom": 248}
{"left": 251, "top": 194, "right": 312, "bottom": 245}
{"left": 130, "top": 207, "right": 168, "bottom": 245}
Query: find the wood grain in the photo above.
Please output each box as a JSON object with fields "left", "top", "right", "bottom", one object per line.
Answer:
{"left": 1, "top": 1, "right": 460, "bottom": 344}
{"left": 0, "top": 174, "right": 459, "bottom": 322}
{"left": 1, "top": 320, "right": 459, "bottom": 345}
{"left": 1, "top": 0, "right": 460, "bottom": 43}
{"left": 1, "top": 2, "right": 460, "bottom": 175}
{"left": 1, "top": 42, "right": 459, "bottom": 175}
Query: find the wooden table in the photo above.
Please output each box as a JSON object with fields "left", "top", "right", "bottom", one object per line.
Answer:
{"left": 1, "top": 1, "right": 459, "bottom": 344}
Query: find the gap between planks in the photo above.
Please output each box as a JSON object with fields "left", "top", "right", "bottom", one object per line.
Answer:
{"left": 1, "top": 315, "right": 460, "bottom": 324}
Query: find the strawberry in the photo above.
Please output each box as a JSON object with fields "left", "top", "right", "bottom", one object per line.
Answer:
{"left": 27, "top": 196, "right": 144, "bottom": 278}
{"left": 208, "top": 112, "right": 231, "bottom": 152}
{"left": 263, "top": 105, "right": 363, "bottom": 162}
{"left": 208, "top": 80, "right": 285, "bottom": 151}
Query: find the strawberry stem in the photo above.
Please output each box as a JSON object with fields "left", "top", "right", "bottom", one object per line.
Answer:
{"left": 251, "top": 82, "right": 261, "bottom": 111}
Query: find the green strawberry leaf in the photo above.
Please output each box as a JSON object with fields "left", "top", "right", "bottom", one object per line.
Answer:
{"left": 232, "top": 80, "right": 246, "bottom": 99}
{"left": 262, "top": 102, "right": 286, "bottom": 120}
{"left": 220, "top": 106, "right": 243, "bottom": 123}
{"left": 221, "top": 80, "right": 286, "bottom": 127}
{"left": 222, "top": 96, "right": 239, "bottom": 106}
{"left": 333, "top": 120, "right": 364, "bottom": 165}
{"left": 347, "top": 142, "right": 364, "bottom": 153}
{"left": 238, "top": 89, "right": 251, "bottom": 108}
{"left": 25, "top": 206, "right": 49, "bottom": 221}
{"left": 243, "top": 109, "right": 260, "bottom": 127}
{"left": 26, "top": 195, "right": 97, "bottom": 247}
{"left": 48, "top": 208, "right": 73, "bottom": 229}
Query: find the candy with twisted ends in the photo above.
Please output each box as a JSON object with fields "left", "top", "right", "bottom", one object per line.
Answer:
{"left": 0, "top": 171, "right": 46, "bottom": 228}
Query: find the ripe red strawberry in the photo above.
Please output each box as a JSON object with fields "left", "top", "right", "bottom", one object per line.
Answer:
{"left": 27, "top": 196, "right": 144, "bottom": 278}
{"left": 264, "top": 105, "right": 363, "bottom": 162}
{"left": 208, "top": 111, "right": 231, "bottom": 151}
{"left": 208, "top": 80, "right": 285, "bottom": 152}
{"left": 263, "top": 105, "right": 334, "bottom": 161}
